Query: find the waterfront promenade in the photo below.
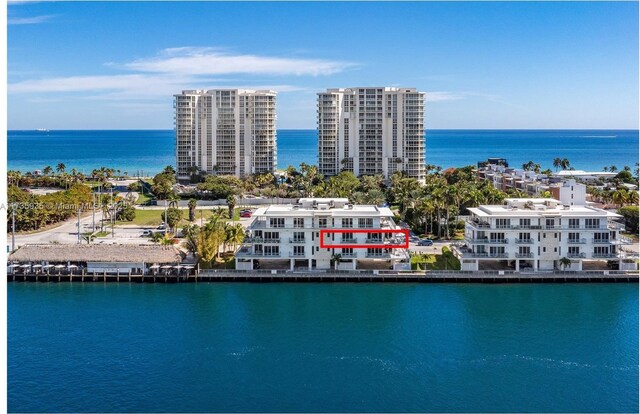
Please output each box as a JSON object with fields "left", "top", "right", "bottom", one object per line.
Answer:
{"left": 8, "top": 269, "right": 638, "bottom": 283}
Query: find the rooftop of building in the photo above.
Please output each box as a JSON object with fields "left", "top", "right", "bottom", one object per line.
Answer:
{"left": 176, "top": 89, "right": 277, "bottom": 96}
{"left": 251, "top": 198, "right": 394, "bottom": 218}
{"left": 553, "top": 170, "right": 618, "bottom": 177}
{"left": 468, "top": 198, "right": 621, "bottom": 218}
{"left": 8, "top": 244, "right": 184, "bottom": 264}
{"left": 320, "top": 87, "right": 422, "bottom": 94}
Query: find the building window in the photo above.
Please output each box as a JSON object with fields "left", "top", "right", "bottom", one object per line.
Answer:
{"left": 318, "top": 218, "right": 328, "bottom": 228}
{"left": 270, "top": 218, "right": 285, "bottom": 228}
{"left": 264, "top": 246, "right": 280, "bottom": 256}
{"left": 293, "top": 246, "right": 305, "bottom": 256}
{"left": 293, "top": 232, "right": 305, "bottom": 242}
{"left": 342, "top": 248, "right": 353, "bottom": 256}
{"left": 358, "top": 218, "right": 373, "bottom": 228}
{"left": 585, "top": 218, "right": 600, "bottom": 229}
{"left": 342, "top": 218, "right": 353, "bottom": 228}
{"left": 569, "top": 219, "right": 580, "bottom": 229}
{"left": 519, "top": 219, "right": 531, "bottom": 227}
{"left": 496, "top": 219, "right": 510, "bottom": 228}
{"left": 264, "top": 231, "right": 279, "bottom": 241}
{"left": 294, "top": 218, "right": 305, "bottom": 228}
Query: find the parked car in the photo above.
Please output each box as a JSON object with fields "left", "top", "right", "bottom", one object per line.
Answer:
{"left": 409, "top": 236, "right": 420, "bottom": 243}
{"left": 417, "top": 239, "right": 433, "bottom": 246}
{"left": 240, "top": 211, "right": 253, "bottom": 218}
{"left": 142, "top": 230, "right": 152, "bottom": 237}
{"left": 157, "top": 223, "right": 166, "bottom": 230}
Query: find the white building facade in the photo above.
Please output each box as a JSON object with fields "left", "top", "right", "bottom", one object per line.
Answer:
{"left": 454, "top": 197, "right": 632, "bottom": 272}
{"left": 174, "top": 89, "right": 277, "bottom": 180}
{"left": 317, "top": 87, "right": 426, "bottom": 182}
{"left": 235, "top": 198, "right": 410, "bottom": 271}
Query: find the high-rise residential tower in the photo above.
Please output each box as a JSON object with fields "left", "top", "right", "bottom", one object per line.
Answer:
{"left": 174, "top": 89, "right": 277, "bottom": 180}
{"left": 317, "top": 87, "right": 426, "bottom": 182}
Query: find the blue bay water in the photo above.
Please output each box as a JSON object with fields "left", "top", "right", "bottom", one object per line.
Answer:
{"left": 8, "top": 283, "right": 638, "bottom": 413}
{"left": 8, "top": 129, "right": 639, "bottom": 176}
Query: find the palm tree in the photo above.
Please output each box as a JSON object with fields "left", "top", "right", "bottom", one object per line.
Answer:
{"left": 227, "top": 195, "right": 236, "bottom": 219}
{"left": 168, "top": 194, "right": 180, "bottom": 208}
{"left": 150, "top": 232, "right": 163, "bottom": 244}
{"left": 81, "top": 231, "right": 95, "bottom": 244}
{"left": 56, "top": 163, "right": 66, "bottom": 174}
{"left": 553, "top": 158, "right": 562, "bottom": 172}
{"left": 558, "top": 257, "right": 571, "bottom": 271}
{"left": 188, "top": 198, "right": 197, "bottom": 222}
{"left": 609, "top": 165, "right": 618, "bottom": 173}
{"left": 43, "top": 166, "right": 53, "bottom": 176}
{"left": 612, "top": 189, "right": 629, "bottom": 208}
{"left": 560, "top": 158, "right": 570, "bottom": 170}
{"left": 330, "top": 253, "right": 342, "bottom": 270}
{"left": 7, "top": 170, "right": 22, "bottom": 187}
{"left": 163, "top": 165, "right": 176, "bottom": 176}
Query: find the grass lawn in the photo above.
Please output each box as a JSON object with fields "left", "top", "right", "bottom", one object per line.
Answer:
{"left": 94, "top": 230, "right": 109, "bottom": 238}
{"left": 116, "top": 208, "right": 229, "bottom": 227}
{"left": 136, "top": 193, "right": 153, "bottom": 205}
{"left": 200, "top": 252, "right": 236, "bottom": 269}
{"left": 411, "top": 247, "right": 461, "bottom": 270}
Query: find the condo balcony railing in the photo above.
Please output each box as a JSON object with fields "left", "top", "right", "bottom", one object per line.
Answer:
{"left": 236, "top": 250, "right": 281, "bottom": 258}
{"left": 567, "top": 238, "right": 587, "bottom": 244}
{"left": 289, "top": 238, "right": 306, "bottom": 243}
{"left": 592, "top": 239, "right": 611, "bottom": 244}
{"left": 467, "top": 221, "right": 625, "bottom": 231}
{"left": 340, "top": 252, "right": 358, "bottom": 258}
{"left": 515, "top": 253, "right": 534, "bottom": 258}
{"left": 465, "top": 238, "right": 509, "bottom": 244}
{"left": 459, "top": 252, "right": 508, "bottom": 258}
{"left": 592, "top": 253, "right": 617, "bottom": 258}
{"left": 289, "top": 253, "right": 306, "bottom": 257}
{"left": 365, "top": 253, "right": 388, "bottom": 258}
{"left": 467, "top": 219, "right": 491, "bottom": 228}
{"left": 567, "top": 253, "right": 587, "bottom": 258}
{"left": 515, "top": 238, "right": 534, "bottom": 244}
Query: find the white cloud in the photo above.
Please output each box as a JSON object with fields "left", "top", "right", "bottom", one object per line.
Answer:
{"left": 425, "top": 91, "right": 466, "bottom": 102}
{"left": 9, "top": 47, "right": 353, "bottom": 100}
{"left": 123, "top": 47, "right": 356, "bottom": 77}
{"left": 425, "top": 91, "right": 505, "bottom": 103}
{"left": 8, "top": 14, "right": 56, "bottom": 25}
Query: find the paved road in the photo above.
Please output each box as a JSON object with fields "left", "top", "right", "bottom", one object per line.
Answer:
{"left": 8, "top": 210, "right": 106, "bottom": 248}
{"left": 409, "top": 240, "right": 452, "bottom": 255}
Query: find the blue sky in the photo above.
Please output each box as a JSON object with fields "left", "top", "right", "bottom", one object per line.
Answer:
{"left": 7, "top": 1, "right": 639, "bottom": 129}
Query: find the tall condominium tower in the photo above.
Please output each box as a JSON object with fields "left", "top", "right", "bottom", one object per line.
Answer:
{"left": 317, "top": 87, "right": 426, "bottom": 182}
{"left": 174, "top": 89, "right": 277, "bottom": 180}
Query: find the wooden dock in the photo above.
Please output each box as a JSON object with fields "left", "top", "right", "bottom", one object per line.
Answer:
{"left": 8, "top": 270, "right": 639, "bottom": 283}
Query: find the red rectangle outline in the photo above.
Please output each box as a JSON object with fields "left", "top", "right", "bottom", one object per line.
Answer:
{"left": 319, "top": 229, "right": 410, "bottom": 249}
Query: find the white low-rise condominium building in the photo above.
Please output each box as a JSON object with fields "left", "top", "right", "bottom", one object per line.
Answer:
{"left": 317, "top": 87, "right": 426, "bottom": 182}
{"left": 174, "top": 89, "right": 276, "bottom": 180}
{"left": 235, "top": 198, "right": 410, "bottom": 271}
{"left": 454, "top": 197, "right": 634, "bottom": 272}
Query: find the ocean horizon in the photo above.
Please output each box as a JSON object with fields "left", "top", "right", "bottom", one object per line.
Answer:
{"left": 8, "top": 129, "right": 639, "bottom": 177}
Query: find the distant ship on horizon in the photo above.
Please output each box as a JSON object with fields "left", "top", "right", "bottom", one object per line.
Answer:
{"left": 35, "top": 128, "right": 49, "bottom": 132}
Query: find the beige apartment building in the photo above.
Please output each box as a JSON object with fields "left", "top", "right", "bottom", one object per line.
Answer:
{"left": 174, "top": 89, "right": 276, "bottom": 180}
{"left": 317, "top": 87, "right": 426, "bottom": 182}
